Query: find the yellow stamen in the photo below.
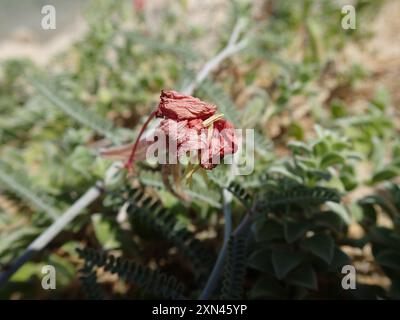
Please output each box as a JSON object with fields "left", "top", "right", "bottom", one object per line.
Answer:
{"left": 203, "top": 113, "right": 224, "bottom": 127}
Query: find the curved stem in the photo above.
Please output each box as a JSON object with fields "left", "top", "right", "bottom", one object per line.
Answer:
{"left": 232, "top": 212, "right": 252, "bottom": 237}
{"left": 124, "top": 111, "right": 156, "bottom": 170}
{"left": 199, "top": 188, "right": 232, "bottom": 300}
{"left": 199, "top": 201, "right": 254, "bottom": 299}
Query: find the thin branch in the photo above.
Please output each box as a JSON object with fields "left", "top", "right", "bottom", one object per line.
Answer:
{"left": 0, "top": 183, "right": 103, "bottom": 288}
{"left": 182, "top": 20, "right": 248, "bottom": 95}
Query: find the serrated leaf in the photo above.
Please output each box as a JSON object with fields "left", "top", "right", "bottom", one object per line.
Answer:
{"left": 272, "top": 250, "right": 304, "bottom": 280}
{"left": 301, "top": 233, "right": 334, "bottom": 264}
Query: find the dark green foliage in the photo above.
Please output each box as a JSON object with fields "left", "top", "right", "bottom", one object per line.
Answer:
{"left": 358, "top": 184, "right": 400, "bottom": 299}
{"left": 220, "top": 236, "right": 247, "bottom": 300}
{"left": 256, "top": 183, "right": 341, "bottom": 211}
{"left": 227, "top": 181, "right": 253, "bottom": 208}
{"left": 77, "top": 247, "right": 185, "bottom": 299}
{"left": 125, "top": 187, "right": 213, "bottom": 278}
{"left": 79, "top": 263, "right": 107, "bottom": 300}
{"left": 246, "top": 176, "right": 351, "bottom": 299}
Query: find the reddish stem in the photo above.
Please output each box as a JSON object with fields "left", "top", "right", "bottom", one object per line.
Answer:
{"left": 124, "top": 111, "right": 156, "bottom": 171}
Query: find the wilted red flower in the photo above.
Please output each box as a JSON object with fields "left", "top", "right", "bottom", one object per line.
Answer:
{"left": 200, "top": 119, "right": 237, "bottom": 170}
{"left": 101, "top": 90, "right": 237, "bottom": 172}
{"left": 157, "top": 117, "right": 237, "bottom": 170}
{"left": 156, "top": 90, "right": 217, "bottom": 121}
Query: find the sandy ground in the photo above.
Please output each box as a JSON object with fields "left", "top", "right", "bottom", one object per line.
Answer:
{"left": 0, "top": 0, "right": 229, "bottom": 66}
{"left": 342, "top": 0, "right": 400, "bottom": 107}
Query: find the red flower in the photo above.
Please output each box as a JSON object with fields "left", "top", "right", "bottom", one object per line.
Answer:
{"left": 200, "top": 119, "right": 237, "bottom": 170}
{"left": 102, "top": 90, "right": 237, "bottom": 172}
{"left": 157, "top": 117, "right": 237, "bottom": 170}
{"left": 156, "top": 90, "right": 217, "bottom": 121}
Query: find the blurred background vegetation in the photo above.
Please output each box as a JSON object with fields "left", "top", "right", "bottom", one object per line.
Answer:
{"left": 0, "top": 0, "right": 400, "bottom": 299}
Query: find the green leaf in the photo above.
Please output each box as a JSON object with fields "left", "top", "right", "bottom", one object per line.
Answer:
{"left": 254, "top": 219, "right": 284, "bottom": 243}
{"left": 320, "top": 153, "right": 345, "bottom": 169}
{"left": 91, "top": 214, "right": 120, "bottom": 250}
{"left": 313, "top": 211, "right": 344, "bottom": 232}
{"left": 326, "top": 201, "right": 351, "bottom": 225}
{"left": 287, "top": 264, "right": 318, "bottom": 290}
{"left": 247, "top": 249, "right": 274, "bottom": 275}
{"left": 47, "top": 254, "right": 76, "bottom": 287}
{"left": 284, "top": 220, "right": 309, "bottom": 243}
{"left": 313, "top": 140, "right": 328, "bottom": 157}
{"left": 272, "top": 250, "right": 304, "bottom": 280}
{"left": 301, "top": 233, "right": 334, "bottom": 264}
{"left": 10, "top": 262, "right": 43, "bottom": 282}
{"left": 287, "top": 141, "right": 311, "bottom": 155}
{"left": 249, "top": 275, "right": 286, "bottom": 299}
{"left": 370, "top": 167, "right": 399, "bottom": 184}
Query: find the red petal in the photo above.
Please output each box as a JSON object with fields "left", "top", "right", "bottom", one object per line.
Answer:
{"left": 156, "top": 90, "right": 216, "bottom": 121}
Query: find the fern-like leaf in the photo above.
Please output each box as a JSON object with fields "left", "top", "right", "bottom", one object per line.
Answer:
{"left": 227, "top": 181, "right": 252, "bottom": 208}
{"left": 0, "top": 160, "right": 59, "bottom": 220}
{"left": 220, "top": 235, "right": 247, "bottom": 299}
{"left": 79, "top": 263, "right": 107, "bottom": 300}
{"left": 257, "top": 185, "right": 341, "bottom": 211}
{"left": 30, "top": 76, "right": 121, "bottom": 144}
{"left": 125, "top": 187, "right": 213, "bottom": 277}
{"left": 77, "top": 247, "right": 185, "bottom": 299}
